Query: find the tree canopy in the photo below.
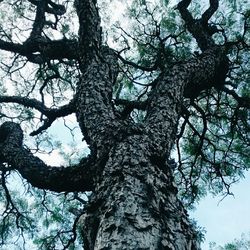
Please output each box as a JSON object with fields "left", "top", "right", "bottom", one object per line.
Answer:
{"left": 0, "top": 0, "right": 249, "bottom": 249}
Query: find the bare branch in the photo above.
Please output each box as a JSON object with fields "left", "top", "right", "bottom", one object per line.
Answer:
{"left": 28, "top": 0, "right": 46, "bottom": 40}
{"left": 0, "top": 122, "right": 95, "bottom": 192}
{"left": 117, "top": 53, "right": 158, "bottom": 72}
{"left": 202, "top": 0, "right": 219, "bottom": 23}
{"left": 177, "top": 0, "right": 218, "bottom": 51}
{"left": 0, "top": 38, "right": 79, "bottom": 64}
{"left": 28, "top": 0, "right": 66, "bottom": 15}
{"left": 0, "top": 95, "right": 76, "bottom": 135}
{"left": 221, "top": 86, "right": 250, "bottom": 109}
{"left": 177, "top": 0, "right": 193, "bottom": 24}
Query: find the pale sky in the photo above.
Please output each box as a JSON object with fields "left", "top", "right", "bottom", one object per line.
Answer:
{"left": 190, "top": 171, "right": 250, "bottom": 249}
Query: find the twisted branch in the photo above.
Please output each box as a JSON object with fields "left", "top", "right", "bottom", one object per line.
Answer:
{"left": 177, "top": 0, "right": 219, "bottom": 51}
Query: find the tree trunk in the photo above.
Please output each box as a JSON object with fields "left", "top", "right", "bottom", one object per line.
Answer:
{"left": 73, "top": 46, "right": 220, "bottom": 248}
{"left": 81, "top": 135, "right": 199, "bottom": 250}
{"left": 73, "top": 35, "right": 227, "bottom": 248}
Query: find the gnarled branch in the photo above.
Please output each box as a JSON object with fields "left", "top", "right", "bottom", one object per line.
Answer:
{"left": 177, "top": 0, "right": 219, "bottom": 51}
{"left": 0, "top": 122, "right": 94, "bottom": 192}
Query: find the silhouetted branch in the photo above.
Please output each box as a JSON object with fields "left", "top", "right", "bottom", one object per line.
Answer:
{"left": 222, "top": 86, "right": 250, "bottom": 109}
{"left": 0, "top": 38, "right": 79, "bottom": 64}
{"left": 28, "top": 0, "right": 66, "bottom": 15}
{"left": 28, "top": 0, "right": 46, "bottom": 40}
{"left": 202, "top": 0, "right": 219, "bottom": 23}
{"left": 116, "top": 53, "right": 158, "bottom": 72}
{"left": 177, "top": 0, "right": 218, "bottom": 51}
{"left": 0, "top": 96, "right": 76, "bottom": 135}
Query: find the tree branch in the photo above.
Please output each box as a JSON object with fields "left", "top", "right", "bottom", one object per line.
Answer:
{"left": 144, "top": 46, "right": 228, "bottom": 157}
{"left": 177, "top": 0, "right": 193, "bottom": 24}
{"left": 116, "top": 53, "right": 158, "bottom": 72}
{"left": 0, "top": 95, "right": 76, "bottom": 135}
{"left": 75, "top": 0, "right": 102, "bottom": 69}
{"left": 0, "top": 122, "right": 94, "bottom": 192}
{"left": 221, "top": 86, "right": 250, "bottom": 109}
{"left": 0, "top": 38, "right": 79, "bottom": 64}
{"left": 0, "top": 0, "right": 77, "bottom": 63}
{"left": 202, "top": 0, "right": 219, "bottom": 23}
{"left": 74, "top": 0, "right": 127, "bottom": 159}
{"left": 28, "top": 0, "right": 46, "bottom": 40}
{"left": 177, "top": 0, "right": 218, "bottom": 51}
{"left": 28, "top": 0, "right": 66, "bottom": 16}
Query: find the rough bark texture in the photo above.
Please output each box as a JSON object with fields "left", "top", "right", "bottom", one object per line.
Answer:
{"left": 73, "top": 1, "right": 228, "bottom": 248}
{"left": 82, "top": 136, "right": 200, "bottom": 250}
{"left": 77, "top": 45, "right": 228, "bottom": 250}
{"left": 0, "top": 0, "right": 232, "bottom": 249}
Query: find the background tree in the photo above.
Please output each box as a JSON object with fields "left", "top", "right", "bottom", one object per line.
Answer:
{"left": 0, "top": 0, "right": 249, "bottom": 249}
{"left": 209, "top": 232, "right": 250, "bottom": 250}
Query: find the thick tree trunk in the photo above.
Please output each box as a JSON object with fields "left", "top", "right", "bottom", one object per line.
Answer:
{"left": 74, "top": 36, "right": 227, "bottom": 248}
{"left": 81, "top": 136, "right": 199, "bottom": 250}
{"left": 74, "top": 48, "right": 219, "bottom": 248}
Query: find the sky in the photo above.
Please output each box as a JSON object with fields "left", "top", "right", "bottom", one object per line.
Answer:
{"left": 190, "top": 171, "right": 250, "bottom": 249}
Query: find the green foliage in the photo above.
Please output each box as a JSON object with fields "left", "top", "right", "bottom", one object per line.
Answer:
{"left": 0, "top": 172, "right": 86, "bottom": 249}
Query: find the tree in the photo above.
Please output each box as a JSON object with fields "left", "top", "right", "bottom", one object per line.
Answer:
{"left": 0, "top": 0, "right": 249, "bottom": 249}
{"left": 209, "top": 232, "right": 250, "bottom": 250}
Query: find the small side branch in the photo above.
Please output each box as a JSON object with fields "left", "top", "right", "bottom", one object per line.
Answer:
{"left": 117, "top": 53, "right": 158, "bottom": 72}
{"left": 0, "top": 95, "right": 76, "bottom": 135}
{"left": 0, "top": 38, "right": 79, "bottom": 64}
{"left": 221, "top": 86, "right": 250, "bottom": 109}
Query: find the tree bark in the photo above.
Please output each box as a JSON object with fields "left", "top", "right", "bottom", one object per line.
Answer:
{"left": 82, "top": 135, "right": 200, "bottom": 250}
{"left": 72, "top": 1, "right": 228, "bottom": 248}
{"left": 76, "top": 44, "right": 228, "bottom": 249}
